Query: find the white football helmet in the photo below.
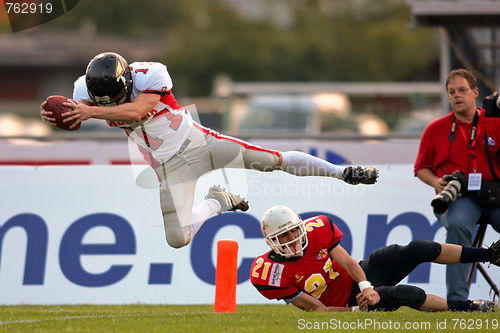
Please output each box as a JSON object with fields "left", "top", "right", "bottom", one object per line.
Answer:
{"left": 261, "top": 205, "right": 308, "bottom": 257}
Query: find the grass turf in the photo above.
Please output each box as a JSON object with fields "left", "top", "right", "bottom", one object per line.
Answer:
{"left": 0, "top": 304, "right": 498, "bottom": 332}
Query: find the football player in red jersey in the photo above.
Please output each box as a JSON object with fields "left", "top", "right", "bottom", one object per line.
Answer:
{"left": 40, "top": 52, "right": 378, "bottom": 250}
{"left": 250, "top": 205, "right": 500, "bottom": 312}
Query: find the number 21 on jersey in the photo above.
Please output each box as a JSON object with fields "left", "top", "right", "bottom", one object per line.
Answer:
{"left": 251, "top": 257, "right": 271, "bottom": 280}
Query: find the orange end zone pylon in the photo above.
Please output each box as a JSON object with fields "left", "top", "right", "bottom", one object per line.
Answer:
{"left": 214, "top": 239, "right": 238, "bottom": 313}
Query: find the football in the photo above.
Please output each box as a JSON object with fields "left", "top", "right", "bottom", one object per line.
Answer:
{"left": 44, "top": 95, "right": 80, "bottom": 130}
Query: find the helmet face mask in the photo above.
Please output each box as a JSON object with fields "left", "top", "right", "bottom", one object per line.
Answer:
{"left": 261, "top": 205, "right": 308, "bottom": 258}
{"left": 85, "top": 52, "right": 133, "bottom": 106}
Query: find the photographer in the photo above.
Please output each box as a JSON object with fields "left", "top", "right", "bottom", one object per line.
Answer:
{"left": 414, "top": 68, "right": 500, "bottom": 301}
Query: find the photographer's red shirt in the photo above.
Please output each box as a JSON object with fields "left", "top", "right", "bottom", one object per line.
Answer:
{"left": 414, "top": 108, "right": 500, "bottom": 182}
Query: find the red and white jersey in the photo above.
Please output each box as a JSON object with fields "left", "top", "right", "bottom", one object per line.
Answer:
{"left": 73, "top": 61, "right": 194, "bottom": 164}
{"left": 250, "top": 215, "right": 354, "bottom": 307}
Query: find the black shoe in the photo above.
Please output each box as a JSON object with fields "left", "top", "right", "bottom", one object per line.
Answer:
{"left": 472, "top": 299, "right": 496, "bottom": 312}
{"left": 489, "top": 238, "right": 500, "bottom": 267}
{"left": 206, "top": 185, "right": 249, "bottom": 212}
{"left": 342, "top": 166, "right": 379, "bottom": 185}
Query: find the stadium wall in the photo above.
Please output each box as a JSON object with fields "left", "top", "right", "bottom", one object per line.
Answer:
{"left": 0, "top": 138, "right": 420, "bottom": 165}
{"left": 0, "top": 165, "right": 498, "bottom": 305}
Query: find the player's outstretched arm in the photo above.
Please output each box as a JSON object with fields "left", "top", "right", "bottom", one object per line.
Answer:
{"left": 330, "top": 245, "right": 380, "bottom": 308}
{"left": 330, "top": 245, "right": 368, "bottom": 284}
{"left": 61, "top": 93, "right": 161, "bottom": 129}
{"left": 292, "top": 292, "right": 358, "bottom": 312}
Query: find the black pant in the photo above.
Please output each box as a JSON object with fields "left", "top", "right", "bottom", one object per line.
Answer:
{"left": 347, "top": 240, "right": 441, "bottom": 311}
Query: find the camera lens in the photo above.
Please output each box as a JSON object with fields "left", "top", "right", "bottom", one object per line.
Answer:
{"left": 431, "top": 179, "right": 462, "bottom": 214}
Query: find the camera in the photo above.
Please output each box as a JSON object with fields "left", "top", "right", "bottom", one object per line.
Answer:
{"left": 431, "top": 170, "right": 467, "bottom": 214}
{"left": 483, "top": 93, "right": 500, "bottom": 117}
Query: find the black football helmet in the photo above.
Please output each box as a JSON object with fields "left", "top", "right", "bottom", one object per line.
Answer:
{"left": 85, "top": 52, "right": 133, "bottom": 106}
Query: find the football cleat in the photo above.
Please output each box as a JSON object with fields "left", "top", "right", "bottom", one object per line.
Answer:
{"left": 489, "top": 238, "right": 500, "bottom": 266}
{"left": 472, "top": 300, "right": 496, "bottom": 312}
{"left": 206, "top": 185, "right": 249, "bottom": 213}
{"left": 342, "top": 166, "right": 379, "bottom": 185}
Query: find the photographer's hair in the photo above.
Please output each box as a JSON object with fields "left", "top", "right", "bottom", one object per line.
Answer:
{"left": 446, "top": 69, "right": 477, "bottom": 90}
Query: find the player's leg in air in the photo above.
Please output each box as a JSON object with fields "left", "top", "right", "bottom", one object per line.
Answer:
{"left": 154, "top": 127, "right": 250, "bottom": 248}
{"left": 355, "top": 239, "right": 500, "bottom": 312}
{"left": 199, "top": 124, "right": 379, "bottom": 184}
{"left": 156, "top": 124, "right": 379, "bottom": 249}
{"left": 159, "top": 177, "right": 248, "bottom": 248}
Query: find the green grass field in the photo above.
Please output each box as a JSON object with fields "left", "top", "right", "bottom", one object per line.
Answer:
{"left": 0, "top": 304, "right": 499, "bottom": 333}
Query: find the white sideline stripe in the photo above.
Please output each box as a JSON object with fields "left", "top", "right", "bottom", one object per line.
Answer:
{"left": 0, "top": 311, "right": 214, "bottom": 325}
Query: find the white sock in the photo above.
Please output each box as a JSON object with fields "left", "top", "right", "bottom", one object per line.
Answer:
{"left": 190, "top": 198, "right": 221, "bottom": 236}
{"left": 281, "top": 151, "right": 345, "bottom": 179}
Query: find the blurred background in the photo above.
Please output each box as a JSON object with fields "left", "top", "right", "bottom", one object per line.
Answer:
{"left": 0, "top": 0, "right": 499, "bottom": 163}
{"left": 2, "top": 0, "right": 500, "bottom": 307}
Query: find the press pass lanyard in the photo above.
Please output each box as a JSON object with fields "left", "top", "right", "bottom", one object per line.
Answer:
{"left": 446, "top": 110, "right": 481, "bottom": 190}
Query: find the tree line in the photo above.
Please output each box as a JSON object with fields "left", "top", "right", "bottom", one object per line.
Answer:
{"left": 46, "top": 0, "right": 440, "bottom": 96}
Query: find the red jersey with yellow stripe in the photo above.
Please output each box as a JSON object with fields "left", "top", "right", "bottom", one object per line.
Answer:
{"left": 250, "top": 215, "right": 354, "bottom": 306}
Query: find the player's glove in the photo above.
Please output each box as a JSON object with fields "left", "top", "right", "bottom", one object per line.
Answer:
{"left": 483, "top": 92, "right": 500, "bottom": 117}
{"left": 342, "top": 166, "right": 379, "bottom": 185}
